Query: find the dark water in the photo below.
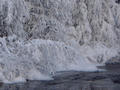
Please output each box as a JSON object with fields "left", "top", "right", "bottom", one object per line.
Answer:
{"left": 0, "top": 65, "right": 120, "bottom": 90}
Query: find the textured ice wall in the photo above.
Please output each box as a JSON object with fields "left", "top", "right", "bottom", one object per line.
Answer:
{"left": 0, "top": 0, "right": 120, "bottom": 83}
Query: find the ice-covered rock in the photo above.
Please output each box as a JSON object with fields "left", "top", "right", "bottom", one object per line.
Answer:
{"left": 0, "top": 0, "right": 120, "bottom": 83}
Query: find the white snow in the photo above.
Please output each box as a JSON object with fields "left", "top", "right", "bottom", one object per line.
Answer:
{"left": 0, "top": 0, "right": 120, "bottom": 83}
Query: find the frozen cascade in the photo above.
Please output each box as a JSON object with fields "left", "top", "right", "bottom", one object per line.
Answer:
{"left": 0, "top": 0, "right": 120, "bottom": 83}
{"left": 0, "top": 37, "right": 97, "bottom": 83}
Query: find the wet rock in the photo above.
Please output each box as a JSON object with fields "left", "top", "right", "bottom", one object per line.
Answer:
{"left": 105, "top": 56, "right": 120, "bottom": 65}
{"left": 116, "top": 0, "right": 120, "bottom": 4}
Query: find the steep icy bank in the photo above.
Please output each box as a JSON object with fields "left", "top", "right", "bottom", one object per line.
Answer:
{"left": 0, "top": 0, "right": 120, "bottom": 83}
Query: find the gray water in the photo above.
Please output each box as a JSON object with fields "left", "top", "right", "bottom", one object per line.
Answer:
{"left": 0, "top": 65, "right": 120, "bottom": 90}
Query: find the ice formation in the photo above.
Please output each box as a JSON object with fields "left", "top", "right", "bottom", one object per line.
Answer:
{"left": 0, "top": 0, "right": 120, "bottom": 83}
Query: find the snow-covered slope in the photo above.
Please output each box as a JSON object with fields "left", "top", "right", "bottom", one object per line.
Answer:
{"left": 0, "top": 0, "right": 120, "bottom": 83}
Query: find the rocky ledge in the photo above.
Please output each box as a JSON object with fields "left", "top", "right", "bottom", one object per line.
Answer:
{"left": 105, "top": 56, "right": 120, "bottom": 65}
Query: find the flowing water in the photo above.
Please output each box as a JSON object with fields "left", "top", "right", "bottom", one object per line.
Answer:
{"left": 0, "top": 65, "right": 120, "bottom": 90}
